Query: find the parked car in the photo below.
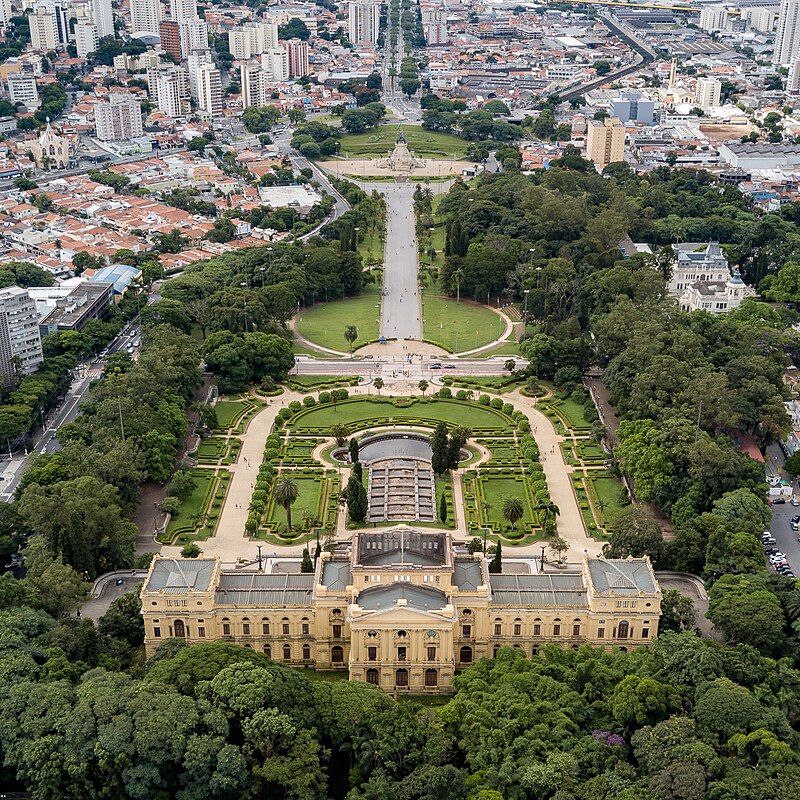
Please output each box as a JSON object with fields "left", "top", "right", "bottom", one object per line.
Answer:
{"left": 792, "top": 497, "right": 799, "bottom": 507}
{"left": 430, "top": 363, "right": 442, "bottom": 369}
{"left": 790, "top": 515, "right": 800, "bottom": 524}
{"left": 443, "top": 364, "right": 456, "bottom": 369}
{"left": 762, "top": 535, "right": 777, "bottom": 546}
{"left": 773, "top": 497, "right": 787, "bottom": 504}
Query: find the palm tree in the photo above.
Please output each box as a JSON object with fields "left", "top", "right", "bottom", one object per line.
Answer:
{"left": 453, "top": 267, "right": 464, "bottom": 303}
{"left": 537, "top": 501, "right": 561, "bottom": 532}
{"left": 274, "top": 475, "right": 299, "bottom": 532}
{"left": 344, "top": 325, "right": 358, "bottom": 353}
{"left": 418, "top": 379, "right": 429, "bottom": 396}
{"left": 597, "top": 499, "right": 607, "bottom": 527}
{"left": 502, "top": 497, "right": 524, "bottom": 530}
{"left": 373, "top": 377, "right": 384, "bottom": 395}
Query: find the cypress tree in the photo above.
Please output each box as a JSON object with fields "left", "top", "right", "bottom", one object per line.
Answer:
{"left": 353, "top": 461, "right": 363, "bottom": 483}
{"left": 444, "top": 219, "right": 452, "bottom": 256}
{"left": 451, "top": 218, "right": 463, "bottom": 256}
{"left": 431, "top": 423, "right": 449, "bottom": 475}
{"left": 439, "top": 492, "right": 448, "bottom": 523}
{"left": 349, "top": 437, "right": 360, "bottom": 464}
{"left": 301, "top": 548, "right": 314, "bottom": 573}
{"left": 489, "top": 541, "right": 503, "bottom": 573}
{"left": 349, "top": 480, "right": 368, "bottom": 523}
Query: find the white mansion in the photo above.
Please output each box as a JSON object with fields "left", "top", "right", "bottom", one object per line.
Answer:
{"left": 668, "top": 242, "right": 748, "bottom": 315}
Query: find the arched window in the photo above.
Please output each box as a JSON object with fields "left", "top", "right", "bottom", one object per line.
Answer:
{"left": 283, "top": 644, "right": 291, "bottom": 660}
{"left": 459, "top": 645, "right": 473, "bottom": 664}
{"left": 553, "top": 618, "right": 562, "bottom": 636}
{"left": 242, "top": 617, "right": 250, "bottom": 635}
{"left": 366, "top": 668, "right": 379, "bottom": 685}
{"left": 282, "top": 617, "right": 290, "bottom": 635}
{"left": 395, "top": 668, "right": 408, "bottom": 687}
{"left": 532, "top": 646, "right": 539, "bottom": 657}
{"left": 301, "top": 617, "right": 310, "bottom": 635}
{"left": 263, "top": 644, "right": 271, "bottom": 657}
{"left": 493, "top": 645, "right": 500, "bottom": 657}
{"left": 513, "top": 618, "right": 522, "bottom": 636}
{"left": 222, "top": 618, "right": 231, "bottom": 636}
{"left": 331, "top": 645, "right": 344, "bottom": 663}
{"left": 262, "top": 617, "right": 270, "bottom": 635}
{"left": 617, "top": 620, "right": 629, "bottom": 640}
{"left": 533, "top": 618, "right": 541, "bottom": 636}
{"left": 302, "top": 644, "right": 311, "bottom": 661}
{"left": 173, "top": 619, "right": 185, "bottom": 638}
{"left": 572, "top": 618, "right": 581, "bottom": 637}
{"left": 493, "top": 618, "right": 502, "bottom": 635}
{"left": 425, "top": 668, "right": 438, "bottom": 687}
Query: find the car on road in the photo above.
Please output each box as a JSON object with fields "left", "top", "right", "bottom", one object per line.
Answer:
{"left": 773, "top": 497, "right": 786, "bottom": 504}
{"left": 762, "top": 534, "right": 777, "bottom": 545}
{"left": 443, "top": 364, "right": 456, "bottom": 369}
{"left": 430, "top": 363, "right": 442, "bottom": 369}
{"left": 792, "top": 497, "right": 799, "bottom": 507}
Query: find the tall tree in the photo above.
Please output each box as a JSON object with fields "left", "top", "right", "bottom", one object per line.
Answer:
{"left": 431, "top": 423, "right": 449, "bottom": 475}
{"left": 274, "top": 475, "right": 299, "bottom": 532}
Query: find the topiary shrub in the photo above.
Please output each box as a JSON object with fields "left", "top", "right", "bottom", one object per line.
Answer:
{"left": 456, "top": 389, "right": 468, "bottom": 400}
{"left": 438, "top": 387, "right": 452, "bottom": 398}
{"left": 518, "top": 418, "right": 530, "bottom": 432}
{"left": 503, "top": 403, "right": 514, "bottom": 415}
{"left": 490, "top": 397, "right": 503, "bottom": 410}
{"left": 288, "top": 400, "right": 302, "bottom": 412}
{"left": 479, "top": 394, "right": 490, "bottom": 405}
{"left": 279, "top": 408, "right": 293, "bottom": 420}
{"left": 319, "top": 391, "right": 331, "bottom": 404}
{"left": 303, "top": 395, "right": 316, "bottom": 407}
{"left": 263, "top": 448, "right": 279, "bottom": 461}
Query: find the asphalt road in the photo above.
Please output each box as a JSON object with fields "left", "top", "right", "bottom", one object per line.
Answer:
{"left": 766, "top": 442, "right": 800, "bottom": 576}
{"left": 375, "top": 183, "right": 422, "bottom": 340}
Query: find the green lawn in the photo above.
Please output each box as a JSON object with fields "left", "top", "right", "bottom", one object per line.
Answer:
{"left": 358, "top": 235, "right": 384, "bottom": 266}
{"left": 296, "top": 278, "right": 381, "bottom": 352}
{"left": 479, "top": 474, "right": 538, "bottom": 533}
{"left": 214, "top": 401, "right": 250, "bottom": 429}
{"left": 266, "top": 475, "right": 325, "bottom": 533}
{"left": 288, "top": 398, "right": 513, "bottom": 434}
{"left": 471, "top": 341, "right": 522, "bottom": 358}
{"left": 337, "top": 125, "right": 469, "bottom": 159}
{"left": 541, "top": 396, "right": 593, "bottom": 433}
{"left": 163, "top": 470, "right": 218, "bottom": 540}
{"left": 587, "top": 473, "right": 628, "bottom": 529}
{"left": 421, "top": 294, "right": 503, "bottom": 352}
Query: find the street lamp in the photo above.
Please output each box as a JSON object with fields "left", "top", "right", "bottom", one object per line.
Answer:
{"left": 523, "top": 289, "right": 530, "bottom": 321}
{"left": 536, "top": 266, "right": 543, "bottom": 288}
{"left": 354, "top": 226, "right": 361, "bottom": 253}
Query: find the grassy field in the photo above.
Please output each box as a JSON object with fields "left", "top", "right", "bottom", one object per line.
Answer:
{"left": 421, "top": 294, "right": 503, "bottom": 352}
{"left": 358, "top": 234, "right": 384, "bottom": 266}
{"left": 266, "top": 474, "right": 325, "bottom": 532}
{"left": 587, "top": 473, "right": 628, "bottom": 529}
{"left": 214, "top": 401, "right": 249, "bottom": 429}
{"left": 296, "top": 279, "right": 381, "bottom": 352}
{"left": 165, "top": 470, "right": 217, "bottom": 538}
{"left": 337, "top": 125, "right": 469, "bottom": 159}
{"left": 471, "top": 341, "right": 522, "bottom": 358}
{"left": 288, "top": 398, "right": 513, "bottom": 434}
{"left": 480, "top": 475, "right": 537, "bottom": 532}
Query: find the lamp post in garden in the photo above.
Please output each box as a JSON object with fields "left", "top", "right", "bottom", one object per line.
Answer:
{"left": 523, "top": 289, "right": 530, "bottom": 322}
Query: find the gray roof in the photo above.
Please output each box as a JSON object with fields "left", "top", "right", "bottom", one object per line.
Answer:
{"left": 357, "top": 583, "right": 448, "bottom": 612}
{"left": 145, "top": 558, "right": 216, "bottom": 593}
{"left": 453, "top": 560, "right": 483, "bottom": 592}
{"left": 322, "top": 559, "right": 351, "bottom": 591}
{"left": 215, "top": 572, "right": 314, "bottom": 607}
{"left": 358, "top": 530, "right": 446, "bottom": 567}
{"left": 490, "top": 573, "right": 587, "bottom": 608}
{"left": 587, "top": 558, "right": 656, "bottom": 595}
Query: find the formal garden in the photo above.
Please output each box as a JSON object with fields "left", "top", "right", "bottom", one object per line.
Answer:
{"left": 157, "top": 468, "right": 231, "bottom": 545}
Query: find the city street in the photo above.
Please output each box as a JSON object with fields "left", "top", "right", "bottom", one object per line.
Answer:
{"left": 765, "top": 442, "right": 800, "bottom": 577}
{"left": 294, "top": 356, "right": 527, "bottom": 378}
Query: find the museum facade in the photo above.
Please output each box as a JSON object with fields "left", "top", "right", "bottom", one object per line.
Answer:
{"left": 140, "top": 527, "right": 662, "bottom": 693}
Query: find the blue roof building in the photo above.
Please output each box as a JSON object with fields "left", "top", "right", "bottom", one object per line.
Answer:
{"left": 88, "top": 263, "right": 142, "bottom": 296}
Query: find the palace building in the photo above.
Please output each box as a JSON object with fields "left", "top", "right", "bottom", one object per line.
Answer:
{"left": 140, "top": 527, "right": 662, "bottom": 693}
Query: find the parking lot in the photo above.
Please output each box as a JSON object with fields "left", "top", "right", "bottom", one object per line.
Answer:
{"left": 766, "top": 497, "right": 800, "bottom": 577}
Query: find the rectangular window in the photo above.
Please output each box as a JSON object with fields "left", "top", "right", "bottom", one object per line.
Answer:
{"left": 398, "top": 646, "right": 407, "bottom": 661}
{"left": 333, "top": 624, "right": 342, "bottom": 638}
{"left": 642, "top": 628, "right": 650, "bottom": 638}
{"left": 494, "top": 623, "right": 502, "bottom": 635}
{"left": 368, "top": 646, "right": 377, "bottom": 661}
{"left": 198, "top": 627, "right": 205, "bottom": 638}
{"left": 242, "top": 623, "right": 250, "bottom": 635}
{"left": 262, "top": 623, "right": 270, "bottom": 635}
{"left": 597, "top": 628, "right": 605, "bottom": 639}
{"left": 427, "top": 646, "right": 436, "bottom": 661}
{"left": 553, "top": 624, "right": 561, "bottom": 636}
{"left": 222, "top": 623, "right": 231, "bottom": 636}
{"left": 573, "top": 624, "right": 580, "bottom": 637}
{"left": 302, "top": 623, "right": 309, "bottom": 635}
{"left": 153, "top": 627, "right": 161, "bottom": 638}
{"left": 513, "top": 623, "right": 521, "bottom": 636}
{"left": 282, "top": 623, "right": 290, "bottom": 635}
{"left": 181, "top": 600, "right": 187, "bottom": 607}
{"left": 462, "top": 624, "right": 471, "bottom": 637}
{"left": 533, "top": 623, "right": 541, "bottom": 636}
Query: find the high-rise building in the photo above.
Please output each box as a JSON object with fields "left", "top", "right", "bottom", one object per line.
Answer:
{"left": 788, "top": 55, "right": 800, "bottom": 93}
{"left": 698, "top": 5, "right": 728, "bottom": 32}
{"left": 0, "top": 0, "right": 12, "bottom": 27}
{"left": 75, "top": 21, "right": 99, "bottom": 58}
{"left": 187, "top": 48, "right": 212, "bottom": 100}
{"left": 262, "top": 48, "right": 289, "bottom": 82}
{"left": 282, "top": 38, "right": 308, "bottom": 77}
{"left": 228, "top": 21, "right": 279, "bottom": 59}
{"left": 774, "top": 0, "right": 800, "bottom": 66}
{"left": 425, "top": 11, "right": 448, "bottom": 45}
{"left": 348, "top": 0, "right": 380, "bottom": 44}
{"left": 610, "top": 91, "right": 654, "bottom": 125}
{"left": 147, "top": 65, "right": 190, "bottom": 117}
{"left": 92, "top": 0, "right": 114, "bottom": 37}
{"left": 746, "top": 7, "right": 776, "bottom": 32}
{"left": 131, "top": 0, "right": 162, "bottom": 38}
{"left": 170, "top": 0, "right": 197, "bottom": 23}
{"left": 195, "top": 62, "right": 222, "bottom": 117}
{"left": 241, "top": 62, "right": 268, "bottom": 108}
{"left": 0, "top": 287, "right": 44, "bottom": 380}
{"left": 7, "top": 72, "right": 39, "bottom": 108}
{"left": 159, "top": 20, "right": 182, "bottom": 61}
{"left": 179, "top": 18, "right": 208, "bottom": 58}
{"left": 95, "top": 93, "right": 144, "bottom": 141}
{"left": 30, "top": 6, "right": 58, "bottom": 50}
{"left": 695, "top": 77, "right": 722, "bottom": 107}
{"left": 586, "top": 116, "right": 625, "bottom": 166}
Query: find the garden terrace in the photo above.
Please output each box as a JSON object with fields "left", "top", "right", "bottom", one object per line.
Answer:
{"left": 214, "top": 396, "right": 267, "bottom": 434}
{"left": 158, "top": 469, "right": 231, "bottom": 545}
